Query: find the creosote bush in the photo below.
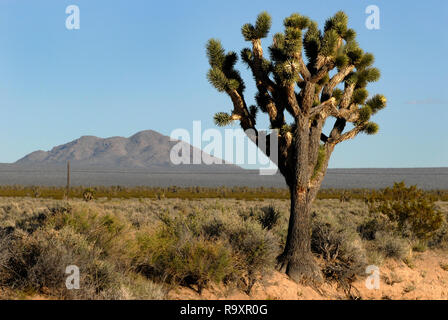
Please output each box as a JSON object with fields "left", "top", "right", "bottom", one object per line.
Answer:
{"left": 367, "top": 182, "right": 444, "bottom": 242}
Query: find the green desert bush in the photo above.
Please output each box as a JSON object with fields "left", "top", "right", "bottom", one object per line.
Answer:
{"left": 428, "top": 203, "right": 448, "bottom": 249}
{"left": 368, "top": 182, "right": 444, "bottom": 241}
{"left": 47, "top": 206, "right": 128, "bottom": 258}
{"left": 428, "top": 220, "right": 448, "bottom": 249}
{"left": 354, "top": 183, "right": 447, "bottom": 260}
{"left": 132, "top": 222, "right": 234, "bottom": 293}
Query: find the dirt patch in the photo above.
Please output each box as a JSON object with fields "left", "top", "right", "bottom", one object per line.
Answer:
{"left": 168, "top": 250, "right": 448, "bottom": 300}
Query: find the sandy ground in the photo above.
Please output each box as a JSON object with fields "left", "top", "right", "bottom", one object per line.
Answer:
{"left": 168, "top": 250, "right": 448, "bottom": 300}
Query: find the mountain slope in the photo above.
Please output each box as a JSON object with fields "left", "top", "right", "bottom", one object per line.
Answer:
{"left": 15, "top": 130, "right": 239, "bottom": 170}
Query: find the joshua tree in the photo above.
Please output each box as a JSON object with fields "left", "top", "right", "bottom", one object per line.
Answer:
{"left": 206, "top": 11, "right": 386, "bottom": 283}
{"left": 82, "top": 187, "right": 95, "bottom": 202}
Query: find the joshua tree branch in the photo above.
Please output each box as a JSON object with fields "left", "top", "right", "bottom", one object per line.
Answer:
{"left": 228, "top": 89, "right": 257, "bottom": 132}
{"left": 321, "top": 65, "right": 355, "bottom": 100}
{"left": 285, "top": 85, "right": 302, "bottom": 118}
{"left": 328, "top": 124, "right": 365, "bottom": 144}
{"left": 251, "top": 39, "right": 277, "bottom": 94}
{"left": 297, "top": 54, "right": 311, "bottom": 81}
{"left": 310, "top": 97, "right": 337, "bottom": 118}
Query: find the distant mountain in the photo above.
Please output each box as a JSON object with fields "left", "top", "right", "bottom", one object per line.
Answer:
{"left": 15, "top": 130, "right": 241, "bottom": 171}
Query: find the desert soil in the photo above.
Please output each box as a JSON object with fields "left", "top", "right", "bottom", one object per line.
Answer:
{"left": 168, "top": 250, "right": 448, "bottom": 300}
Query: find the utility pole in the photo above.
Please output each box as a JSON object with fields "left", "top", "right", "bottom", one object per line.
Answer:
{"left": 66, "top": 160, "right": 70, "bottom": 199}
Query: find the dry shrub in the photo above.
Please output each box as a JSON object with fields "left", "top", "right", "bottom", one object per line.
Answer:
{"left": 131, "top": 210, "right": 279, "bottom": 294}
{"left": 224, "top": 220, "right": 278, "bottom": 293}
{"left": 0, "top": 226, "right": 120, "bottom": 299}
{"left": 131, "top": 217, "right": 234, "bottom": 293}
{"left": 374, "top": 232, "right": 409, "bottom": 260}
{"left": 311, "top": 215, "right": 367, "bottom": 294}
{"left": 0, "top": 203, "right": 165, "bottom": 299}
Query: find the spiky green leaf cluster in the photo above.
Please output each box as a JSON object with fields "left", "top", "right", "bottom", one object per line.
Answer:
{"left": 324, "top": 11, "right": 348, "bottom": 35}
{"left": 249, "top": 105, "right": 258, "bottom": 120}
{"left": 352, "top": 88, "right": 369, "bottom": 104}
{"left": 332, "top": 88, "right": 344, "bottom": 103}
{"left": 335, "top": 54, "right": 349, "bottom": 69}
{"left": 344, "top": 28, "right": 356, "bottom": 42}
{"left": 284, "top": 26, "right": 303, "bottom": 56}
{"left": 345, "top": 72, "right": 358, "bottom": 85}
{"left": 357, "top": 53, "right": 374, "bottom": 70}
{"left": 213, "top": 112, "right": 233, "bottom": 127}
{"left": 242, "top": 11, "right": 272, "bottom": 41}
{"left": 345, "top": 40, "right": 364, "bottom": 66}
{"left": 206, "top": 39, "right": 245, "bottom": 93}
{"left": 222, "top": 51, "right": 238, "bottom": 70}
{"left": 268, "top": 13, "right": 315, "bottom": 85}
{"left": 303, "top": 20, "right": 321, "bottom": 63}
{"left": 272, "top": 61, "right": 299, "bottom": 85}
{"left": 240, "top": 48, "right": 253, "bottom": 65}
{"left": 366, "top": 94, "right": 387, "bottom": 114}
{"left": 356, "top": 68, "right": 380, "bottom": 88}
{"left": 269, "top": 33, "right": 287, "bottom": 62}
{"left": 241, "top": 24, "right": 256, "bottom": 41}
{"left": 363, "top": 122, "right": 379, "bottom": 135}
{"left": 207, "top": 68, "right": 228, "bottom": 92}
{"left": 255, "top": 12, "right": 272, "bottom": 38}
{"left": 357, "top": 105, "right": 372, "bottom": 123}
{"left": 206, "top": 38, "right": 226, "bottom": 68}
{"left": 317, "top": 74, "right": 329, "bottom": 86}
{"left": 284, "top": 13, "right": 310, "bottom": 29}
{"left": 320, "top": 29, "right": 339, "bottom": 57}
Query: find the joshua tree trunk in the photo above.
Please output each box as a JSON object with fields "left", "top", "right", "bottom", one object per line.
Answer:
{"left": 280, "top": 185, "right": 319, "bottom": 282}
{"left": 278, "top": 156, "right": 328, "bottom": 282}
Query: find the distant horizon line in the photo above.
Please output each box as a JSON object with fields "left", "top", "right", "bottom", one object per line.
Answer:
{"left": 0, "top": 164, "right": 447, "bottom": 171}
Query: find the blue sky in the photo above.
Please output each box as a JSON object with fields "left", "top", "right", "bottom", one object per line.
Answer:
{"left": 0, "top": 0, "right": 447, "bottom": 168}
